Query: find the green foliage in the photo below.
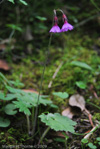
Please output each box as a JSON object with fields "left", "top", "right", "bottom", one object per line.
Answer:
{"left": 76, "top": 81, "right": 87, "bottom": 89}
{"left": 88, "top": 143, "right": 97, "bottom": 149}
{"left": 7, "top": 0, "right": 28, "bottom": 5}
{"left": 4, "top": 103, "right": 17, "bottom": 115}
{"left": 96, "top": 137, "right": 100, "bottom": 142}
{"left": 13, "top": 100, "right": 31, "bottom": 115}
{"left": 39, "top": 113, "right": 77, "bottom": 133}
{"left": 0, "top": 117, "right": 10, "bottom": 127}
{"left": 35, "top": 16, "right": 47, "bottom": 21}
{"left": 1, "top": 85, "right": 52, "bottom": 115}
{"left": 81, "top": 138, "right": 88, "bottom": 144}
{"left": 8, "top": 80, "right": 24, "bottom": 88}
{"left": 7, "top": 0, "right": 14, "bottom": 4}
{"left": 71, "top": 61, "right": 93, "bottom": 70}
{"left": 52, "top": 92, "right": 69, "bottom": 99}
{"left": 19, "top": 0, "right": 28, "bottom": 5}
{"left": 6, "top": 24, "right": 22, "bottom": 32}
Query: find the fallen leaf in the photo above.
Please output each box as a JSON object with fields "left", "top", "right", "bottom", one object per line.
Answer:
{"left": 0, "top": 60, "right": 10, "bottom": 71}
{"left": 62, "top": 107, "right": 74, "bottom": 119}
{"left": 69, "top": 94, "right": 85, "bottom": 111}
{"left": 22, "top": 89, "right": 38, "bottom": 94}
{"left": 62, "top": 106, "right": 81, "bottom": 119}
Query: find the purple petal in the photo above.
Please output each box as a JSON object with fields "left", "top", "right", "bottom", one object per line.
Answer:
{"left": 49, "top": 25, "right": 61, "bottom": 33}
{"left": 61, "top": 22, "right": 74, "bottom": 32}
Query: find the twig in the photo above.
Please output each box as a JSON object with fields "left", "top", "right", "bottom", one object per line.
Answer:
{"left": 48, "top": 61, "right": 64, "bottom": 88}
{"left": 84, "top": 124, "right": 100, "bottom": 140}
{"left": 83, "top": 109, "right": 100, "bottom": 140}
{"left": 83, "top": 108, "right": 94, "bottom": 128}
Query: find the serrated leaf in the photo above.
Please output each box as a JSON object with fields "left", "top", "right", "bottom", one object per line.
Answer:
{"left": 13, "top": 100, "right": 31, "bottom": 115}
{"left": 39, "top": 113, "right": 76, "bottom": 133}
{"left": 6, "top": 86, "right": 23, "bottom": 94}
{"left": 0, "top": 117, "right": 10, "bottom": 127}
{"left": 4, "top": 104, "right": 17, "bottom": 115}
{"left": 53, "top": 92, "right": 69, "bottom": 99}
{"left": 0, "top": 93, "right": 17, "bottom": 101}
{"left": 9, "top": 80, "right": 24, "bottom": 87}
{"left": 71, "top": 61, "right": 92, "bottom": 70}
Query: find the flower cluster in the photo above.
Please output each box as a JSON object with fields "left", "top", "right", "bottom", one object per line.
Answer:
{"left": 49, "top": 10, "right": 73, "bottom": 33}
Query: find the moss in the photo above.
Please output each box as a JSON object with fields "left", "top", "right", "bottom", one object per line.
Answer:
{"left": 93, "top": 113, "right": 100, "bottom": 121}
{"left": 3, "top": 33, "right": 100, "bottom": 106}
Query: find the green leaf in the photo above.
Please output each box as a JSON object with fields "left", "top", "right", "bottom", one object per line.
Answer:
{"left": 0, "top": 93, "right": 17, "bottom": 101}
{"left": 13, "top": 100, "right": 31, "bottom": 115}
{"left": 76, "top": 81, "right": 86, "bottom": 89}
{"left": 0, "top": 117, "right": 10, "bottom": 127}
{"left": 81, "top": 138, "right": 88, "bottom": 144}
{"left": 39, "top": 113, "right": 76, "bottom": 133}
{"left": 88, "top": 143, "right": 97, "bottom": 149}
{"left": 4, "top": 104, "right": 17, "bottom": 115}
{"left": 54, "top": 138, "right": 65, "bottom": 143}
{"left": 0, "top": 92, "right": 5, "bottom": 100}
{"left": 6, "top": 86, "right": 23, "bottom": 94}
{"left": 6, "top": 24, "right": 22, "bottom": 32}
{"left": 19, "top": 0, "right": 28, "bottom": 5}
{"left": 36, "top": 16, "right": 47, "bottom": 21}
{"left": 5, "top": 86, "right": 52, "bottom": 115}
{"left": 53, "top": 92, "right": 69, "bottom": 99}
{"left": 50, "top": 104, "right": 58, "bottom": 109}
{"left": 9, "top": 80, "right": 24, "bottom": 87}
{"left": 7, "top": 0, "right": 14, "bottom": 4}
{"left": 96, "top": 137, "right": 100, "bottom": 142}
{"left": 71, "top": 61, "right": 92, "bottom": 70}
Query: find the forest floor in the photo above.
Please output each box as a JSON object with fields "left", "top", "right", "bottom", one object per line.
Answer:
{"left": 0, "top": 32, "right": 100, "bottom": 149}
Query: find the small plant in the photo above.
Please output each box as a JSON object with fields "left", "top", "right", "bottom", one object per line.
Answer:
{"left": 81, "top": 137, "right": 100, "bottom": 149}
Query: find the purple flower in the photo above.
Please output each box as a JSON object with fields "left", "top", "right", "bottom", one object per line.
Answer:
{"left": 61, "top": 14, "right": 74, "bottom": 32}
{"left": 61, "top": 22, "right": 74, "bottom": 32}
{"left": 49, "top": 24, "right": 61, "bottom": 33}
{"left": 49, "top": 15, "right": 61, "bottom": 33}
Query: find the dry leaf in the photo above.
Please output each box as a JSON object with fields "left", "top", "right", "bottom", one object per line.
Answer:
{"left": 69, "top": 94, "right": 85, "bottom": 111}
{"left": 62, "top": 107, "right": 74, "bottom": 119}
{"left": 0, "top": 60, "right": 10, "bottom": 71}
{"left": 22, "top": 89, "right": 38, "bottom": 94}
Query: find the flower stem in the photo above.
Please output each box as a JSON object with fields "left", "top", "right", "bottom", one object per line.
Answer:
{"left": 26, "top": 115, "right": 31, "bottom": 135}
{"left": 31, "top": 106, "right": 34, "bottom": 126}
{"left": 38, "top": 126, "right": 51, "bottom": 144}
{"left": 32, "top": 33, "right": 53, "bottom": 137}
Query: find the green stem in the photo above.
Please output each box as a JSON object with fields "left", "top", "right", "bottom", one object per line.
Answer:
{"left": 38, "top": 126, "right": 51, "bottom": 144}
{"left": 31, "top": 33, "right": 52, "bottom": 136}
{"left": 26, "top": 115, "right": 31, "bottom": 135}
{"left": 31, "top": 107, "right": 34, "bottom": 126}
